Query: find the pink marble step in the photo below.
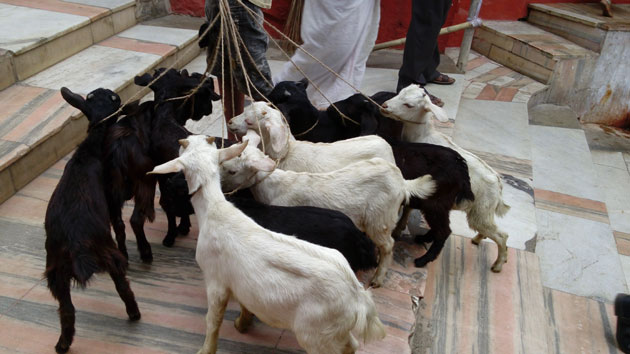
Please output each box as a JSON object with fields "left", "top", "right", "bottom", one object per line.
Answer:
{"left": 411, "top": 234, "right": 621, "bottom": 353}
{"left": 0, "top": 23, "right": 200, "bottom": 204}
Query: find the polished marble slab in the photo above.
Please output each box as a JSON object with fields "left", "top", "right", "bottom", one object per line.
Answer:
{"left": 591, "top": 149, "right": 629, "bottom": 170}
{"left": 63, "top": 0, "right": 133, "bottom": 11}
{"left": 531, "top": 125, "right": 603, "bottom": 202}
{"left": 424, "top": 73, "right": 465, "bottom": 120}
{"left": 23, "top": 45, "right": 161, "bottom": 95}
{"left": 453, "top": 99, "right": 531, "bottom": 160}
{"left": 535, "top": 208, "right": 627, "bottom": 301}
{"left": 117, "top": 25, "right": 198, "bottom": 49}
{"left": 0, "top": 3, "right": 88, "bottom": 54}
{"left": 411, "top": 235, "right": 553, "bottom": 354}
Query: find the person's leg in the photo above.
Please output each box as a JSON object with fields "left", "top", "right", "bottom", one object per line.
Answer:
{"left": 423, "top": 0, "right": 453, "bottom": 83}
{"left": 218, "top": 75, "right": 243, "bottom": 140}
{"left": 397, "top": 0, "right": 446, "bottom": 91}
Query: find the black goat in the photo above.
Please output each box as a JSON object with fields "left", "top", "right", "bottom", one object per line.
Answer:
{"left": 267, "top": 79, "right": 403, "bottom": 141}
{"left": 271, "top": 83, "right": 475, "bottom": 267}
{"left": 155, "top": 178, "right": 378, "bottom": 271}
{"left": 388, "top": 140, "right": 474, "bottom": 267}
{"left": 104, "top": 68, "right": 220, "bottom": 261}
{"left": 45, "top": 87, "right": 140, "bottom": 354}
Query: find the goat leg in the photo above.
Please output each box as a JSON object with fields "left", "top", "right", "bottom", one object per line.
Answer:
{"left": 234, "top": 304, "right": 254, "bottom": 333}
{"left": 198, "top": 288, "right": 229, "bottom": 354}
{"left": 110, "top": 207, "right": 128, "bottom": 259}
{"left": 413, "top": 212, "right": 450, "bottom": 268}
{"left": 177, "top": 214, "right": 192, "bottom": 236}
{"left": 109, "top": 270, "right": 141, "bottom": 321}
{"left": 392, "top": 206, "right": 411, "bottom": 239}
{"left": 50, "top": 271, "right": 75, "bottom": 353}
{"left": 130, "top": 206, "right": 153, "bottom": 263}
{"left": 162, "top": 208, "right": 179, "bottom": 247}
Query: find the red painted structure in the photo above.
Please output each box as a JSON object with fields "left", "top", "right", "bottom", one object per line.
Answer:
{"left": 171, "top": 0, "right": 630, "bottom": 50}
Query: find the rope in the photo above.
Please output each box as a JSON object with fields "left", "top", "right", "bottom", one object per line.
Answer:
{"left": 294, "top": 118, "right": 319, "bottom": 137}
{"left": 235, "top": 0, "right": 382, "bottom": 122}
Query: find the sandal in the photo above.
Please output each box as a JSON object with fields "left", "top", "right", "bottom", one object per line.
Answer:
{"left": 430, "top": 73, "right": 456, "bottom": 85}
{"left": 428, "top": 92, "right": 444, "bottom": 107}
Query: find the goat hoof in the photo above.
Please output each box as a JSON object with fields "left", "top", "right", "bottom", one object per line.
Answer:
{"left": 177, "top": 225, "right": 190, "bottom": 236}
{"left": 162, "top": 236, "right": 175, "bottom": 247}
{"left": 55, "top": 338, "right": 71, "bottom": 353}
{"left": 414, "top": 257, "right": 430, "bottom": 268}
{"left": 234, "top": 318, "right": 250, "bottom": 333}
{"left": 369, "top": 280, "right": 383, "bottom": 288}
{"left": 491, "top": 262, "right": 503, "bottom": 273}
{"left": 140, "top": 252, "right": 153, "bottom": 264}
{"left": 128, "top": 311, "right": 141, "bottom": 321}
{"left": 471, "top": 234, "right": 484, "bottom": 245}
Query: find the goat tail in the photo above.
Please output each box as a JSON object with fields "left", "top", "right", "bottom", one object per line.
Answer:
{"left": 353, "top": 290, "right": 386, "bottom": 343}
{"left": 404, "top": 174, "right": 436, "bottom": 201}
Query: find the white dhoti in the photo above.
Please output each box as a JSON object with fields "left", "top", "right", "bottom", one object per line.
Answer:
{"left": 273, "top": 0, "right": 380, "bottom": 109}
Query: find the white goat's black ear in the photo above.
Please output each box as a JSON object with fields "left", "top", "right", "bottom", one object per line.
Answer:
{"left": 297, "top": 78, "right": 308, "bottom": 89}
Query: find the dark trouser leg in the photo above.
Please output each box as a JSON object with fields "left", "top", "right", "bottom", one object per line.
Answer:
{"left": 398, "top": 0, "right": 452, "bottom": 91}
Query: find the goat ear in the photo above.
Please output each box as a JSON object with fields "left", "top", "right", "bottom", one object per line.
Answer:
{"left": 359, "top": 112, "right": 379, "bottom": 136}
{"left": 60, "top": 87, "right": 86, "bottom": 113}
{"left": 297, "top": 78, "right": 308, "bottom": 89}
{"left": 148, "top": 159, "right": 184, "bottom": 175}
{"left": 198, "top": 22, "right": 210, "bottom": 48}
{"left": 206, "top": 136, "right": 215, "bottom": 145}
{"left": 243, "top": 130, "right": 261, "bottom": 147}
{"left": 121, "top": 100, "right": 140, "bottom": 115}
{"left": 264, "top": 119, "right": 288, "bottom": 155}
{"left": 426, "top": 99, "right": 449, "bottom": 122}
{"left": 134, "top": 73, "right": 153, "bottom": 87}
{"left": 219, "top": 140, "right": 248, "bottom": 163}
{"left": 248, "top": 155, "right": 276, "bottom": 172}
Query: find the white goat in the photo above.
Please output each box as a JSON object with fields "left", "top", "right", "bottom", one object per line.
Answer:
{"left": 227, "top": 101, "right": 396, "bottom": 172}
{"left": 149, "top": 135, "right": 386, "bottom": 354}
{"left": 220, "top": 144, "right": 436, "bottom": 287}
{"left": 380, "top": 84, "right": 510, "bottom": 272}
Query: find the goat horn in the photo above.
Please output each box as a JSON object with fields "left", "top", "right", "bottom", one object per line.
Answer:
{"left": 179, "top": 139, "right": 189, "bottom": 148}
{"left": 206, "top": 136, "right": 216, "bottom": 144}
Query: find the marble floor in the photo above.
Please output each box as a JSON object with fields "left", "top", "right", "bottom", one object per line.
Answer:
{"left": 1, "top": 14, "right": 630, "bottom": 352}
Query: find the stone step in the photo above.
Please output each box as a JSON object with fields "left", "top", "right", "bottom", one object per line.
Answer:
{"left": 409, "top": 234, "right": 620, "bottom": 353}
{"left": 0, "top": 0, "right": 137, "bottom": 91}
{"left": 472, "top": 20, "right": 597, "bottom": 84}
{"left": 0, "top": 20, "right": 201, "bottom": 204}
{"left": 528, "top": 3, "right": 630, "bottom": 53}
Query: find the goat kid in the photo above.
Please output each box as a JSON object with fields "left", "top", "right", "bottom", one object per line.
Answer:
{"left": 268, "top": 79, "right": 401, "bottom": 141}
{"left": 381, "top": 84, "right": 510, "bottom": 272}
{"left": 104, "top": 68, "right": 220, "bottom": 261}
{"left": 45, "top": 87, "right": 140, "bottom": 353}
{"left": 228, "top": 101, "right": 396, "bottom": 173}
{"left": 149, "top": 136, "right": 386, "bottom": 354}
{"left": 220, "top": 143, "right": 436, "bottom": 287}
